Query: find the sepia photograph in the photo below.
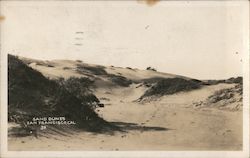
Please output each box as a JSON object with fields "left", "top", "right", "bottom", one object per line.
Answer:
{"left": 0, "top": 0, "right": 249, "bottom": 157}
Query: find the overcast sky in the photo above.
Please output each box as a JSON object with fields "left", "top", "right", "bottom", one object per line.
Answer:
{"left": 1, "top": 1, "right": 248, "bottom": 79}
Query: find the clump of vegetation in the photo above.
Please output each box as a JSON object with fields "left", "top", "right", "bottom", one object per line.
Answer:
{"left": 76, "top": 64, "right": 133, "bottom": 87}
{"left": 56, "top": 77, "right": 100, "bottom": 109}
{"left": 226, "top": 77, "right": 243, "bottom": 84}
{"left": 76, "top": 64, "right": 107, "bottom": 75}
{"left": 146, "top": 67, "right": 157, "bottom": 72}
{"left": 140, "top": 78, "right": 201, "bottom": 99}
{"left": 63, "top": 67, "right": 71, "bottom": 70}
{"left": 203, "top": 77, "right": 242, "bottom": 85}
{"left": 47, "top": 64, "right": 54, "bottom": 67}
{"left": 207, "top": 84, "right": 242, "bottom": 104}
{"left": 8, "top": 54, "right": 113, "bottom": 136}
{"left": 207, "top": 89, "right": 234, "bottom": 103}
{"left": 107, "top": 74, "right": 132, "bottom": 87}
{"left": 199, "top": 84, "right": 243, "bottom": 110}
{"left": 76, "top": 60, "right": 82, "bottom": 63}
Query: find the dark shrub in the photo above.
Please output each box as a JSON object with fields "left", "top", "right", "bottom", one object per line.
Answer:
{"left": 77, "top": 64, "right": 107, "bottom": 75}
{"left": 126, "top": 67, "right": 133, "bottom": 70}
{"left": 141, "top": 78, "right": 201, "bottom": 98}
{"left": 203, "top": 80, "right": 226, "bottom": 85}
{"left": 76, "top": 60, "right": 82, "bottom": 63}
{"left": 226, "top": 77, "right": 243, "bottom": 84}
{"left": 146, "top": 67, "right": 157, "bottom": 71}
{"left": 204, "top": 77, "right": 243, "bottom": 85}
{"left": 56, "top": 77, "right": 100, "bottom": 109}
{"left": 107, "top": 74, "right": 132, "bottom": 87}
{"left": 63, "top": 67, "right": 71, "bottom": 70}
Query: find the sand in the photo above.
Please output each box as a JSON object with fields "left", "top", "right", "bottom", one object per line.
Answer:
{"left": 8, "top": 83, "right": 242, "bottom": 151}
{"left": 8, "top": 59, "right": 242, "bottom": 151}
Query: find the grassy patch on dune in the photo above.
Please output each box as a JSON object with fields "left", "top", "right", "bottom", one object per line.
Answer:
{"left": 107, "top": 74, "right": 133, "bottom": 87}
{"left": 76, "top": 64, "right": 108, "bottom": 75}
{"left": 56, "top": 77, "right": 100, "bottom": 109}
{"left": 76, "top": 63, "right": 133, "bottom": 87}
{"left": 206, "top": 84, "right": 242, "bottom": 104}
{"left": 203, "top": 77, "right": 242, "bottom": 85}
{"left": 140, "top": 78, "right": 202, "bottom": 99}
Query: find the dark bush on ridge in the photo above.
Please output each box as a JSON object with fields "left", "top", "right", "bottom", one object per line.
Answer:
{"left": 141, "top": 78, "right": 201, "bottom": 98}
{"left": 226, "top": 77, "right": 243, "bottom": 84}
{"left": 203, "top": 77, "right": 242, "bottom": 85}
{"left": 77, "top": 64, "right": 107, "bottom": 75}
{"left": 146, "top": 67, "right": 157, "bottom": 71}
{"left": 107, "top": 74, "right": 132, "bottom": 87}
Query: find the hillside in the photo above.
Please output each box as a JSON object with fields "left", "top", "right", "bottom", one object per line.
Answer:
{"left": 8, "top": 55, "right": 115, "bottom": 137}
{"left": 20, "top": 56, "right": 189, "bottom": 85}
{"left": 8, "top": 55, "right": 243, "bottom": 150}
{"left": 19, "top": 56, "right": 242, "bottom": 107}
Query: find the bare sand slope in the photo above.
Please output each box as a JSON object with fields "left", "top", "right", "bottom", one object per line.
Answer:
{"left": 8, "top": 83, "right": 242, "bottom": 151}
{"left": 20, "top": 57, "right": 188, "bottom": 81}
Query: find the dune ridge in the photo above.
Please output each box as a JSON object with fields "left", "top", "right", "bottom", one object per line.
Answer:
{"left": 8, "top": 54, "right": 243, "bottom": 150}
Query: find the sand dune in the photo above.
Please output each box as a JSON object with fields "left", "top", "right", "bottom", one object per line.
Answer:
{"left": 8, "top": 56, "right": 242, "bottom": 150}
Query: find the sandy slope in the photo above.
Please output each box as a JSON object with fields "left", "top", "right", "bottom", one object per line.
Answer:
{"left": 8, "top": 82, "right": 242, "bottom": 150}
{"left": 20, "top": 58, "right": 187, "bottom": 81}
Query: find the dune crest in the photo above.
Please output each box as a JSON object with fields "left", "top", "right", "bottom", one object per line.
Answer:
{"left": 8, "top": 55, "right": 243, "bottom": 151}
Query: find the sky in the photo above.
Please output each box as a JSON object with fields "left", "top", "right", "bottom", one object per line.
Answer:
{"left": 1, "top": 1, "right": 248, "bottom": 79}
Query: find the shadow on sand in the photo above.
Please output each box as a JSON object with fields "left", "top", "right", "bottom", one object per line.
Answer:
{"left": 110, "top": 121, "right": 170, "bottom": 132}
{"left": 8, "top": 120, "right": 171, "bottom": 138}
